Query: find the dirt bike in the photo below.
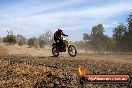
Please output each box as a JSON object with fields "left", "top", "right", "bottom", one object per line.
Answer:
{"left": 52, "top": 36, "right": 77, "bottom": 57}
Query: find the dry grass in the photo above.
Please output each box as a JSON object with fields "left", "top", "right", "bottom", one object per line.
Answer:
{"left": 0, "top": 59, "right": 50, "bottom": 88}
{"left": 0, "top": 53, "right": 132, "bottom": 87}
{"left": 0, "top": 45, "right": 8, "bottom": 55}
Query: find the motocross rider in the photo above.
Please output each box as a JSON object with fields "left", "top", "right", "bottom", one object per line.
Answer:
{"left": 54, "top": 29, "right": 68, "bottom": 50}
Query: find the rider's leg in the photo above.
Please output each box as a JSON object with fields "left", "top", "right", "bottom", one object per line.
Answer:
{"left": 59, "top": 39, "right": 63, "bottom": 49}
{"left": 55, "top": 37, "right": 60, "bottom": 48}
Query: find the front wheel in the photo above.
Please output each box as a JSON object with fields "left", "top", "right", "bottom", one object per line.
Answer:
{"left": 68, "top": 45, "right": 77, "bottom": 57}
{"left": 52, "top": 47, "right": 59, "bottom": 57}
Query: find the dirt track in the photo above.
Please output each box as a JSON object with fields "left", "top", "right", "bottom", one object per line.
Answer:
{"left": 0, "top": 53, "right": 132, "bottom": 88}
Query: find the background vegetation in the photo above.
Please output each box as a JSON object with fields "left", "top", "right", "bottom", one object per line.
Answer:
{"left": 0, "top": 13, "right": 132, "bottom": 53}
{"left": 77, "top": 12, "right": 132, "bottom": 53}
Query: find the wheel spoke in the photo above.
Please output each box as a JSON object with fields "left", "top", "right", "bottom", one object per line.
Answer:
{"left": 52, "top": 47, "right": 59, "bottom": 57}
{"left": 68, "top": 45, "right": 77, "bottom": 57}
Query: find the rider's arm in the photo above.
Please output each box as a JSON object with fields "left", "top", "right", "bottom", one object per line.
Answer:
{"left": 61, "top": 32, "right": 68, "bottom": 36}
{"left": 64, "top": 34, "right": 68, "bottom": 36}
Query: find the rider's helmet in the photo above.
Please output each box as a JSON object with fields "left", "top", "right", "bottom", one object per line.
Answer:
{"left": 58, "top": 28, "right": 63, "bottom": 32}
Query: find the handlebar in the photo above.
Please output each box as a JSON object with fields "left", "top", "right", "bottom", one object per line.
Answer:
{"left": 64, "top": 35, "right": 68, "bottom": 37}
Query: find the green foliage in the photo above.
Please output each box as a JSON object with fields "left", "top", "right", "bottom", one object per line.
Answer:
{"left": 38, "top": 40, "right": 46, "bottom": 48}
{"left": 90, "top": 24, "right": 107, "bottom": 51}
{"left": 127, "top": 13, "right": 132, "bottom": 31}
{"left": 83, "top": 33, "right": 90, "bottom": 41}
{"left": 82, "top": 24, "right": 116, "bottom": 52}
{"left": 101, "top": 35, "right": 115, "bottom": 51}
{"left": 112, "top": 13, "right": 132, "bottom": 52}
{"left": 40, "top": 31, "right": 53, "bottom": 44}
{"left": 27, "top": 31, "right": 53, "bottom": 48}
{"left": 3, "top": 31, "right": 16, "bottom": 44}
{"left": 27, "top": 37, "right": 37, "bottom": 47}
{"left": 18, "top": 39, "right": 23, "bottom": 46}
{"left": 17, "top": 35, "right": 26, "bottom": 46}
{"left": 113, "top": 23, "right": 127, "bottom": 51}
{"left": 38, "top": 31, "right": 53, "bottom": 48}
{"left": 83, "top": 33, "right": 90, "bottom": 53}
{"left": 124, "top": 13, "right": 132, "bottom": 51}
{"left": 38, "top": 35, "right": 46, "bottom": 48}
{"left": 91, "top": 24, "right": 104, "bottom": 37}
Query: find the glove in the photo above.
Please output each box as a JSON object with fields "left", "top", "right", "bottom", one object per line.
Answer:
{"left": 65, "top": 35, "right": 68, "bottom": 37}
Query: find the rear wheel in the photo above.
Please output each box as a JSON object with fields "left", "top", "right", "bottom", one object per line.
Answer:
{"left": 52, "top": 46, "right": 59, "bottom": 57}
{"left": 68, "top": 45, "right": 77, "bottom": 57}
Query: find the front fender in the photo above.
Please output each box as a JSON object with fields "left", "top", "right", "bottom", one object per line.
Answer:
{"left": 67, "top": 44, "right": 71, "bottom": 48}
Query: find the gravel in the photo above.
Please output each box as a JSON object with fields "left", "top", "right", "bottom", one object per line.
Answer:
{"left": 0, "top": 53, "right": 132, "bottom": 88}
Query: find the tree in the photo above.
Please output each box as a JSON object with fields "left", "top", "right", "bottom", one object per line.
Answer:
{"left": 83, "top": 33, "right": 90, "bottom": 41}
{"left": 27, "top": 37, "right": 37, "bottom": 47}
{"left": 101, "top": 35, "right": 115, "bottom": 52}
{"left": 125, "top": 13, "right": 132, "bottom": 51}
{"left": 38, "top": 40, "right": 46, "bottom": 48}
{"left": 39, "top": 31, "right": 53, "bottom": 47}
{"left": 127, "top": 12, "right": 132, "bottom": 31}
{"left": 113, "top": 23, "right": 127, "bottom": 51}
{"left": 18, "top": 39, "right": 23, "bottom": 46}
{"left": 3, "top": 31, "right": 16, "bottom": 44}
{"left": 83, "top": 33, "right": 90, "bottom": 53}
{"left": 91, "top": 24, "right": 104, "bottom": 37}
{"left": 16, "top": 34, "right": 26, "bottom": 46}
{"left": 38, "top": 35, "right": 46, "bottom": 48}
{"left": 90, "top": 24, "right": 105, "bottom": 52}
{"left": 88, "top": 24, "right": 115, "bottom": 52}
